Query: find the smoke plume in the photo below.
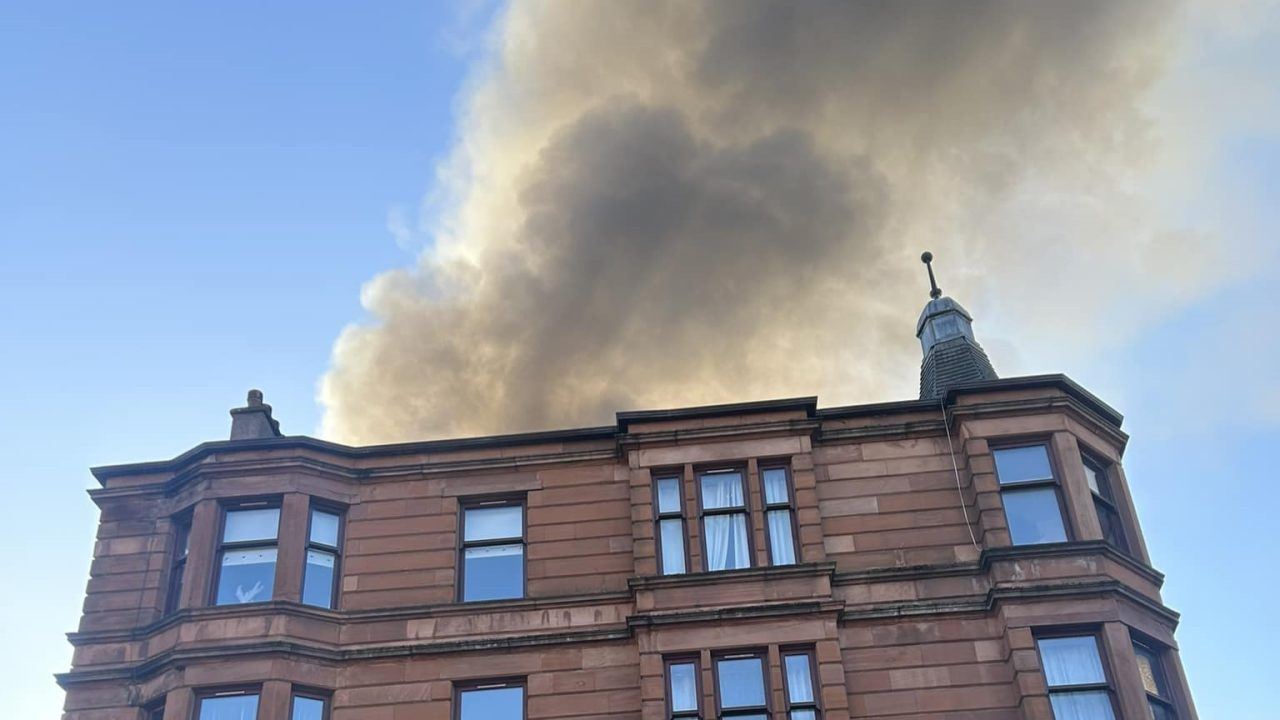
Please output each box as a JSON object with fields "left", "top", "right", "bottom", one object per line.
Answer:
{"left": 321, "top": 0, "right": 1223, "bottom": 444}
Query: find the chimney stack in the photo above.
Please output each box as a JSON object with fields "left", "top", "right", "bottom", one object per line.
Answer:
{"left": 229, "top": 389, "right": 283, "bottom": 440}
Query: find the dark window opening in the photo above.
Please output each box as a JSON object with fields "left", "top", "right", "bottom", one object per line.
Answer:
{"left": 1082, "top": 455, "right": 1129, "bottom": 554}
{"left": 164, "top": 513, "right": 191, "bottom": 615}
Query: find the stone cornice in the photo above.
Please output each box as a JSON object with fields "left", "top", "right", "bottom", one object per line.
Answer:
{"left": 830, "top": 541, "right": 1163, "bottom": 589}
{"left": 627, "top": 562, "right": 835, "bottom": 590}
{"left": 67, "top": 591, "right": 635, "bottom": 646}
{"left": 56, "top": 627, "right": 633, "bottom": 688}
{"left": 841, "top": 579, "right": 1180, "bottom": 626}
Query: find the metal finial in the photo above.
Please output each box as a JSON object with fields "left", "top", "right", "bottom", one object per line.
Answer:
{"left": 921, "top": 251, "right": 942, "bottom": 299}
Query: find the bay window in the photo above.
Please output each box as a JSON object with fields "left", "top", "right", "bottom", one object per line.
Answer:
{"left": 213, "top": 503, "right": 280, "bottom": 605}
{"left": 993, "top": 445, "right": 1068, "bottom": 545}
{"left": 1036, "top": 634, "right": 1117, "bottom": 720}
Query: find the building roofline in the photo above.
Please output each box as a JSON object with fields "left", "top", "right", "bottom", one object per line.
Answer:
{"left": 90, "top": 374, "right": 1120, "bottom": 485}
{"left": 615, "top": 396, "right": 818, "bottom": 431}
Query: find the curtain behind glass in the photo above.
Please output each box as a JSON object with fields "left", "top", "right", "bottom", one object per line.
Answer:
{"left": 199, "top": 695, "right": 259, "bottom": 720}
{"left": 668, "top": 662, "right": 698, "bottom": 712}
{"left": 784, "top": 654, "right": 814, "bottom": 703}
{"left": 1049, "top": 691, "right": 1115, "bottom": 720}
{"left": 1038, "top": 637, "right": 1105, "bottom": 686}
{"left": 767, "top": 510, "right": 796, "bottom": 565}
{"left": 705, "top": 514, "right": 748, "bottom": 571}
{"left": 703, "top": 472, "right": 748, "bottom": 571}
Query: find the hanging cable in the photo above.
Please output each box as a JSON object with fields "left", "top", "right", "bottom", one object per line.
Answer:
{"left": 941, "top": 396, "right": 980, "bottom": 550}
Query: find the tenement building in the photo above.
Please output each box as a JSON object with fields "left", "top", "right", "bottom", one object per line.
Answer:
{"left": 60, "top": 259, "right": 1197, "bottom": 720}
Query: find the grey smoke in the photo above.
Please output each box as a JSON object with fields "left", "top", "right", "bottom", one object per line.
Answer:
{"left": 321, "top": 0, "right": 1220, "bottom": 444}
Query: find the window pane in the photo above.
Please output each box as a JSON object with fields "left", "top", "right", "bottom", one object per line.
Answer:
{"left": 1082, "top": 460, "right": 1102, "bottom": 495}
{"left": 704, "top": 513, "right": 750, "bottom": 571}
{"left": 1038, "top": 636, "right": 1106, "bottom": 686}
{"left": 659, "top": 518, "right": 687, "bottom": 575}
{"left": 717, "top": 657, "right": 766, "bottom": 708}
{"left": 1095, "top": 501, "right": 1127, "bottom": 551}
{"left": 993, "top": 446, "right": 1054, "bottom": 484}
{"left": 460, "top": 686, "right": 523, "bottom": 720}
{"left": 464, "top": 505, "right": 523, "bottom": 541}
{"left": 762, "top": 468, "right": 789, "bottom": 505}
{"left": 1150, "top": 700, "right": 1177, "bottom": 720}
{"left": 463, "top": 544, "right": 524, "bottom": 601}
{"left": 199, "top": 695, "right": 259, "bottom": 720}
{"left": 291, "top": 696, "right": 325, "bottom": 720}
{"left": 1133, "top": 644, "right": 1170, "bottom": 697}
{"left": 1003, "top": 487, "right": 1067, "bottom": 545}
{"left": 215, "top": 548, "right": 277, "bottom": 604}
{"left": 791, "top": 711, "right": 818, "bottom": 720}
{"left": 223, "top": 508, "right": 280, "bottom": 542}
{"left": 302, "top": 550, "right": 336, "bottom": 608}
{"left": 1048, "top": 690, "right": 1115, "bottom": 720}
{"left": 669, "top": 662, "right": 698, "bottom": 712}
{"left": 767, "top": 510, "right": 796, "bottom": 565}
{"left": 310, "top": 510, "right": 341, "bottom": 546}
{"left": 656, "top": 477, "right": 682, "bottom": 514}
{"left": 700, "top": 471, "right": 745, "bottom": 509}
{"left": 783, "top": 654, "right": 814, "bottom": 703}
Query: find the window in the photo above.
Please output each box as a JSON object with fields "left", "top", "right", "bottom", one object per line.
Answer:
{"left": 761, "top": 465, "right": 798, "bottom": 566}
{"left": 302, "top": 505, "right": 343, "bottom": 608}
{"left": 781, "top": 649, "right": 820, "bottom": 720}
{"left": 456, "top": 680, "right": 524, "bottom": 720}
{"left": 699, "top": 469, "right": 751, "bottom": 572}
{"left": 164, "top": 513, "right": 191, "bottom": 614}
{"left": 993, "top": 445, "right": 1068, "bottom": 545}
{"left": 143, "top": 699, "right": 166, "bottom": 720}
{"left": 213, "top": 503, "right": 280, "bottom": 605}
{"left": 1082, "top": 455, "right": 1129, "bottom": 554}
{"left": 665, "top": 656, "right": 702, "bottom": 719}
{"left": 196, "top": 690, "right": 260, "bottom": 720}
{"left": 460, "top": 499, "right": 524, "bottom": 601}
{"left": 1036, "top": 635, "right": 1116, "bottom": 720}
{"left": 290, "top": 692, "right": 329, "bottom": 720}
{"left": 714, "top": 652, "right": 769, "bottom": 719}
{"left": 1133, "top": 640, "right": 1178, "bottom": 720}
{"left": 654, "top": 473, "right": 688, "bottom": 575}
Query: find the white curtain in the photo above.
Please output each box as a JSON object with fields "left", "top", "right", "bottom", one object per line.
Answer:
{"left": 768, "top": 510, "right": 796, "bottom": 565}
{"left": 703, "top": 473, "right": 748, "bottom": 571}
{"left": 1049, "top": 691, "right": 1116, "bottom": 720}
{"left": 784, "top": 654, "right": 814, "bottom": 703}
{"left": 1038, "top": 637, "right": 1105, "bottom": 687}
{"left": 659, "top": 518, "right": 687, "bottom": 574}
{"left": 706, "top": 514, "right": 749, "bottom": 570}
{"left": 668, "top": 663, "right": 698, "bottom": 712}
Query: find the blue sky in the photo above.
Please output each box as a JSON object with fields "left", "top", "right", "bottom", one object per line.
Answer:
{"left": 1, "top": 2, "right": 1276, "bottom": 718}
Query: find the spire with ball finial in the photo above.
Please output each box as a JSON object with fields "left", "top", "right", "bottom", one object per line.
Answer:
{"left": 921, "top": 251, "right": 942, "bottom": 300}
{"left": 914, "top": 251, "right": 998, "bottom": 399}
